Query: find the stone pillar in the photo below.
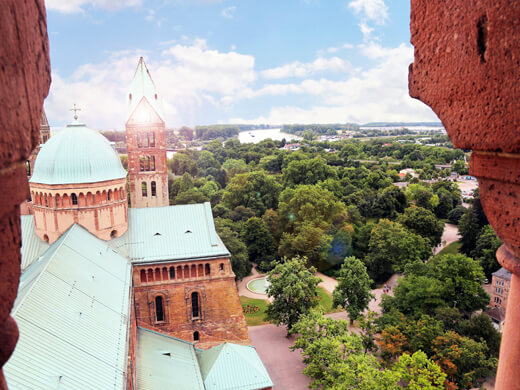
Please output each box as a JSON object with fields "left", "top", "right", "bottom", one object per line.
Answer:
{"left": 0, "top": 0, "right": 50, "bottom": 388}
{"left": 409, "top": 1, "right": 520, "bottom": 388}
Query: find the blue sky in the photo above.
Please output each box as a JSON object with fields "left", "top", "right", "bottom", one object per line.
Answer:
{"left": 44, "top": 0, "right": 439, "bottom": 129}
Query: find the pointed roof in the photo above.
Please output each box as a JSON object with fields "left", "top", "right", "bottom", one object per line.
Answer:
{"left": 198, "top": 343, "right": 273, "bottom": 390}
{"left": 40, "top": 109, "right": 49, "bottom": 128}
{"left": 127, "top": 57, "right": 165, "bottom": 122}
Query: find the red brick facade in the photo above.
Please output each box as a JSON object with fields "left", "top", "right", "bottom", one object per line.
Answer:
{"left": 132, "top": 257, "right": 250, "bottom": 349}
{"left": 126, "top": 87, "right": 169, "bottom": 209}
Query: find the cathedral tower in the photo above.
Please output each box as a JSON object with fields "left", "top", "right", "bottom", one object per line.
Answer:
{"left": 126, "top": 58, "right": 169, "bottom": 208}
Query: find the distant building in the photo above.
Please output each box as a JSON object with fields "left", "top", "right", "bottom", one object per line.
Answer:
{"left": 490, "top": 267, "right": 511, "bottom": 309}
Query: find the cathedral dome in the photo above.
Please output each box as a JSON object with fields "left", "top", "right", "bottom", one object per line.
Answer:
{"left": 30, "top": 121, "right": 127, "bottom": 185}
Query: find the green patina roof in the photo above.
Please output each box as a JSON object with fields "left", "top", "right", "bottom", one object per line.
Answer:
{"left": 136, "top": 328, "right": 273, "bottom": 390}
{"left": 198, "top": 344, "right": 273, "bottom": 390}
{"left": 136, "top": 328, "right": 205, "bottom": 390}
{"left": 5, "top": 224, "right": 132, "bottom": 390}
{"left": 127, "top": 57, "right": 164, "bottom": 121}
{"left": 29, "top": 121, "right": 127, "bottom": 185}
{"left": 110, "top": 203, "right": 230, "bottom": 264}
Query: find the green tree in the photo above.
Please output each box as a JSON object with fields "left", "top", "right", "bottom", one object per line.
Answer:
{"left": 365, "top": 219, "right": 430, "bottom": 283}
{"left": 391, "top": 351, "right": 446, "bottom": 390}
{"left": 332, "top": 257, "right": 374, "bottom": 324}
{"left": 214, "top": 219, "right": 251, "bottom": 280}
{"left": 242, "top": 217, "right": 277, "bottom": 268}
{"left": 282, "top": 157, "right": 338, "bottom": 187}
{"left": 397, "top": 207, "right": 444, "bottom": 248}
{"left": 429, "top": 254, "right": 489, "bottom": 313}
{"left": 169, "top": 152, "right": 197, "bottom": 176}
{"left": 265, "top": 256, "right": 321, "bottom": 335}
{"left": 222, "top": 171, "right": 282, "bottom": 216}
{"left": 471, "top": 225, "right": 502, "bottom": 279}
{"left": 458, "top": 208, "right": 481, "bottom": 256}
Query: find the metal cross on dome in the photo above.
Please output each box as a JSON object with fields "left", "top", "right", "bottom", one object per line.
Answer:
{"left": 70, "top": 104, "right": 81, "bottom": 120}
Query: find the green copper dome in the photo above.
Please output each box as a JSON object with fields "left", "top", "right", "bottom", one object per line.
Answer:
{"left": 30, "top": 121, "right": 127, "bottom": 185}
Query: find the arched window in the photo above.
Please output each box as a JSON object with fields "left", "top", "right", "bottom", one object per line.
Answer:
{"left": 169, "top": 267, "right": 175, "bottom": 279}
{"left": 162, "top": 267, "right": 168, "bottom": 280}
{"left": 155, "top": 296, "right": 164, "bottom": 322}
{"left": 183, "top": 266, "right": 189, "bottom": 279}
{"left": 140, "top": 270, "right": 147, "bottom": 283}
{"left": 143, "top": 132, "right": 149, "bottom": 148}
{"left": 120, "top": 188, "right": 124, "bottom": 200}
{"left": 191, "top": 292, "right": 200, "bottom": 318}
{"left": 205, "top": 264, "right": 210, "bottom": 276}
{"left": 177, "top": 266, "right": 182, "bottom": 279}
{"left": 151, "top": 181, "right": 157, "bottom": 197}
{"left": 150, "top": 132, "right": 155, "bottom": 147}
{"left": 26, "top": 160, "right": 31, "bottom": 176}
{"left": 220, "top": 263, "right": 224, "bottom": 272}
{"left": 145, "top": 156, "right": 151, "bottom": 171}
{"left": 155, "top": 268, "right": 161, "bottom": 281}
{"left": 142, "top": 182, "right": 148, "bottom": 197}
{"left": 150, "top": 156, "right": 156, "bottom": 171}
{"left": 147, "top": 269, "right": 154, "bottom": 282}
{"left": 110, "top": 230, "right": 117, "bottom": 238}
{"left": 193, "top": 331, "right": 200, "bottom": 342}
{"left": 44, "top": 194, "right": 48, "bottom": 207}
{"left": 107, "top": 190, "right": 112, "bottom": 201}
{"left": 198, "top": 264, "right": 203, "bottom": 277}
{"left": 191, "top": 264, "right": 196, "bottom": 278}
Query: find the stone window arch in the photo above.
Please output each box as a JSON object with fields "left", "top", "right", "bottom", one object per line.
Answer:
{"left": 55, "top": 194, "right": 61, "bottom": 207}
{"left": 62, "top": 194, "right": 70, "bottom": 207}
{"left": 193, "top": 331, "right": 200, "bottom": 342}
{"left": 110, "top": 230, "right": 117, "bottom": 238}
{"left": 151, "top": 181, "right": 156, "bottom": 197}
{"left": 219, "top": 263, "right": 224, "bottom": 273}
{"left": 142, "top": 182, "right": 148, "bottom": 197}
{"left": 169, "top": 266, "right": 175, "bottom": 279}
{"left": 107, "top": 189, "right": 112, "bottom": 201}
{"left": 162, "top": 267, "right": 168, "bottom": 280}
{"left": 191, "top": 292, "right": 200, "bottom": 319}
{"left": 95, "top": 191, "right": 101, "bottom": 204}
{"left": 205, "top": 263, "right": 210, "bottom": 276}
{"left": 177, "top": 266, "right": 182, "bottom": 279}
{"left": 147, "top": 268, "right": 154, "bottom": 282}
{"left": 86, "top": 192, "right": 93, "bottom": 206}
{"left": 119, "top": 188, "right": 124, "bottom": 200}
{"left": 198, "top": 264, "right": 203, "bottom": 277}
{"left": 154, "top": 267, "right": 161, "bottom": 281}
{"left": 71, "top": 193, "right": 78, "bottom": 206}
{"left": 191, "top": 264, "right": 196, "bottom": 278}
{"left": 78, "top": 193, "right": 86, "bottom": 207}
{"left": 140, "top": 269, "right": 147, "bottom": 283}
{"left": 145, "top": 156, "right": 150, "bottom": 171}
{"left": 44, "top": 194, "right": 48, "bottom": 207}
{"left": 155, "top": 296, "right": 165, "bottom": 322}
{"left": 143, "top": 132, "right": 149, "bottom": 148}
{"left": 150, "top": 156, "right": 155, "bottom": 171}
{"left": 101, "top": 190, "right": 107, "bottom": 203}
{"left": 183, "top": 265, "right": 189, "bottom": 279}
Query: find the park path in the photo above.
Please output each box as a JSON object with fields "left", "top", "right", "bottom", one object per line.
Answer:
{"left": 434, "top": 223, "right": 461, "bottom": 254}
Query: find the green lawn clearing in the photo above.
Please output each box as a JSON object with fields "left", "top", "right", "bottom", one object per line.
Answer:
{"left": 240, "top": 296, "right": 269, "bottom": 326}
{"left": 436, "top": 241, "right": 462, "bottom": 256}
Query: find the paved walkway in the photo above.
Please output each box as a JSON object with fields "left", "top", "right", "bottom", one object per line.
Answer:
{"left": 249, "top": 324, "right": 310, "bottom": 389}
{"left": 434, "top": 223, "right": 461, "bottom": 255}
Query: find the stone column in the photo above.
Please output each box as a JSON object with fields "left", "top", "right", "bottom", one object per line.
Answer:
{"left": 409, "top": 1, "right": 520, "bottom": 388}
{"left": 0, "top": 1, "right": 50, "bottom": 388}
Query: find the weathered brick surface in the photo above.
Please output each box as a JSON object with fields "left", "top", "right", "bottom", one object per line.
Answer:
{"left": 0, "top": 0, "right": 50, "bottom": 385}
{"left": 133, "top": 258, "right": 250, "bottom": 349}
{"left": 410, "top": 1, "right": 520, "bottom": 388}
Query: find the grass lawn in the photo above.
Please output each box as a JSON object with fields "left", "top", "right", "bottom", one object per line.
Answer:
{"left": 437, "top": 240, "right": 462, "bottom": 256}
{"left": 317, "top": 287, "right": 342, "bottom": 314}
{"left": 240, "top": 287, "right": 340, "bottom": 326}
{"left": 240, "top": 296, "right": 269, "bottom": 326}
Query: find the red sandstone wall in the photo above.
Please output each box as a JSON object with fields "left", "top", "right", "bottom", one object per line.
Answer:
{"left": 126, "top": 104, "right": 169, "bottom": 208}
{"left": 0, "top": 0, "right": 51, "bottom": 386}
{"left": 133, "top": 258, "right": 250, "bottom": 349}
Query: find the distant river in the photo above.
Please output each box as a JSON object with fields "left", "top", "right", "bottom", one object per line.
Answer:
{"left": 238, "top": 128, "right": 302, "bottom": 144}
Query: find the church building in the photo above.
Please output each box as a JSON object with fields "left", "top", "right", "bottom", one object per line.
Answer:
{"left": 3, "top": 58, "right": 271, "bottom": 390}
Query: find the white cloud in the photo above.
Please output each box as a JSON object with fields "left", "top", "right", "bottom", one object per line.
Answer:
{"left": 45, "top": 0, "right": 142, "bottom": 13}
{"left": 348, "top": 0, "right": 388, "bottom": 24}
{"left": 46, "top": 42, "right": 256, "bottom": 128}
{"left": 221, "top": 6, "right": 236, "bottom": 19}
{"left": 230, "top": 42, "right": 437, "bottom": 124}
{"left": 261, "top": 57, "right": 353, "bottom": 79}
